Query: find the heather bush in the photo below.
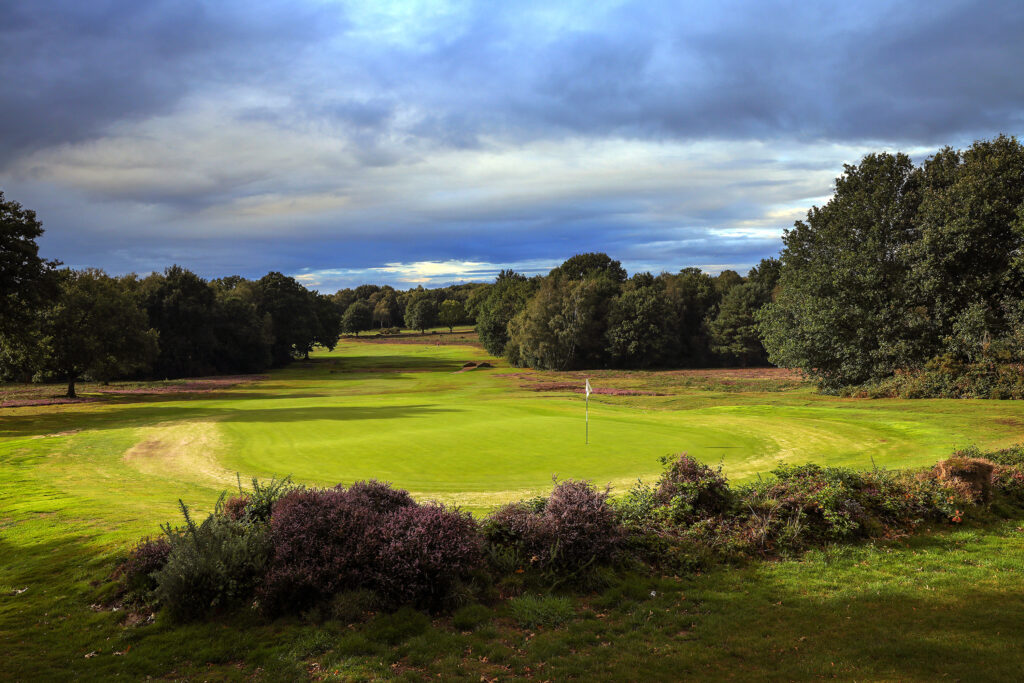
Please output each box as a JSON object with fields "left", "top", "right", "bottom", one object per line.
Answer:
{"left": 344, "top": 479, "right": 416, "bottom": 515}
{"left": 483, "top": 479, "right": 621, "bottom": 576}
{"left": 259, "top": 487, "right": 379, "bottom": 616}
{"left": 372, "top": 503, "right": 481, "bottom": 610}
{"left": 543, "top": 479, "right": 620, "bottom": 570}
{"left": 115, "top": 536, "right": 171, "bottom": 604}
{"left": 153, "top": 502, "right": 271, "bottom": 621}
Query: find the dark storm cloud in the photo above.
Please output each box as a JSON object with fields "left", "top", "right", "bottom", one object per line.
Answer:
{"left": 2, "top": 0, "right": 1022, "bottom": 285}
{"left": 0, "top": 0, "right": 345, "bottom": 163}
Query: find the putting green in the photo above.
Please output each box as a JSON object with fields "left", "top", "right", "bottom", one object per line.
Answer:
{"left": 3, "top": 340, "right": 1024, "bottom": 523}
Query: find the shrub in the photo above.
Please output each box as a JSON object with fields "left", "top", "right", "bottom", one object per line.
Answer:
{"left": 372, "top": 503, "right": 481, "bottom": 610}
{"left": 235, "top": 475, "right": 300, "bottom": 523}
{"left": 259, "top": 487, "right": 379, "bottom": 616}
{"left": 115, "top": 536, "right": 171, "bottom": 604}
{"left": 543, "top": 479, "right": 620, "bottom": 571}
{"left": 344, "top": 479, "right": 416, "bottom": 515}
{"left": 153, "top": 502, "right": 271, "bottom": 621}
{"left": 933, "top": 456, "right": 996, "bottom": 503}
{"left": 507, "top": 594, "right": 574, "bottom": 628}
{"left": 654, "top": 453, "right": 733, "bottom": 524}
{"left": 330, "top": 589, "right": 380, "bottom": 624}
{"left": 483, "top": 480, "right": 621, "bottom": 576}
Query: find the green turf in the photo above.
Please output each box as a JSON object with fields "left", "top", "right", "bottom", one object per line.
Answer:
{"left": 3, "top": 340, "right": 1024, "bottom": 679}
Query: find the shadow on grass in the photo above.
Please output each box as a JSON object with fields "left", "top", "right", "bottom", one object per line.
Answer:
{"left": 0, "top": 402, "right": 461, "bottom": 438}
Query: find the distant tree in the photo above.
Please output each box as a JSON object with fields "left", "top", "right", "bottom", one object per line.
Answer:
{"left": 464, "top": 283, "right": 491, "bottom": 322}
{"left": 405, "top": 297, "right": 437, "bottom": 333}
{"left": 40, "top": 269, "right": 158, "bottom": 397}
{"left": 438, "top": 299, "right": 465, "bottom": 333}
{"left": 342, "top": 300, "right": 373, "bottom": 336}
{"left": 506, "top": 276, "right": 617, "bottom": 369}
{"left": 712, "top": 269, "right": 744, "bottom": 295}
{"left": 257, "top": 272, "right": 319, "bottom": 364}
{"left": 660, "top": 267, "right": 720, "bottom": 366}
{"left": 475, "top": 271, "right": 536, "bottom": 356}
{"left": 331, "top": 288, "right": 357, "bottom": 314}
{"left": 372, "top": 295, "right": 398, "bottom": 328}
{"left": 551, "top": 252, "right": 627, "bottom": 283}
{"left": 211, "top": 280, "right": 273, "bottom": 373}
{"left": 910, "top": 135, "right": 1024, "bottom": 362}
{"left": 605, "top": 276, "right": 675, "bottom": 368}
{"left": 139, "top": 265, "right": 216, "bottom": 378}
{"left": 708, "top": 259, "right": 781, "bottom": 366}
{"left": 314, "top": 293, "right": 342, "bottom": 349}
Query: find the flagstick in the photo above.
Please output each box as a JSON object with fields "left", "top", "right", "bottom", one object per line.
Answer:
{"left": 585, "top": 388, "right": 589, "bottom": 445}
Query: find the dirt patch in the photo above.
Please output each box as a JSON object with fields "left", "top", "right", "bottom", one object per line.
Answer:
{"left": 1, "top": 397, "right": 101, "bottom": 408}
{"left": 96, "top": 375, "right": 267, "bottom": 395}
{"left": 124, "top": 421, "right": 235, "bottom": 485}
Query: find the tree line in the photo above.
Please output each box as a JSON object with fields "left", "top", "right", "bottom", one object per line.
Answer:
{"left": 2, "top": 134, "right": 1021, "bottom": 396}
{"left": 471, "top": 254, "right": 779, "bottom": 370}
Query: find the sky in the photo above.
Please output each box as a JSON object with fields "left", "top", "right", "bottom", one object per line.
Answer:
{"left": 1, "top": 0, "right": 1022, "bottom": 291}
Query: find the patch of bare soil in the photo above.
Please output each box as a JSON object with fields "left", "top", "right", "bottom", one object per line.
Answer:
{"left": 124, "top": 421, "right": 235, "bottom": 485}
{"left": 96, "top": 375, "right": 267, "bottom": 395}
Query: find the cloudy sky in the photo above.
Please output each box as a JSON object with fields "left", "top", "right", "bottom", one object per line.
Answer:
{"left": 1, "top": 0, "right": 1022, "bottom": 290}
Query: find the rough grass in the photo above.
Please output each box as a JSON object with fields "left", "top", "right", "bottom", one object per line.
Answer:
{"left": 3, "top": 340, "right": 1024, "bottom": 678}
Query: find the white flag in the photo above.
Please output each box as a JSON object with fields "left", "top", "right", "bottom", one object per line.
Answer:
{"left": 585, "top": 378, "right": 592, "bottom": 397}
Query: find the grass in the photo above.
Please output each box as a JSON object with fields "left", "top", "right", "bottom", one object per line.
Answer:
{"left": 2, "top": 338, "right": 1024, "bottom": 679}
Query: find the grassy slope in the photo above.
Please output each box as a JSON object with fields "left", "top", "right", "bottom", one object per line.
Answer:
{"left": 2, "top": 338, "right": 1024, "bottom": 679}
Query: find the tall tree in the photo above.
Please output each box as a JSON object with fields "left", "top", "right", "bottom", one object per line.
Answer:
{"left": 0, "top": 192, "right": 59, "bottom": 377}
{"left": 605, "top": 275, "right": 675, "bottom": 368}
{"left": 140, "top": 265, "right": 216, "bottom": 378}
{"left": 405, "top": 297, "right": 437, "bottom": 333}
{"left": 758, "top": 153, "right": 926, "bottom": 389}
{"left": 41, "top": 269, "right": 158, "bottom": 397}
{"left": 257, "top": 272, "right": 319, "bottom": 364}
{"left": 708, "top": 258, "right": 781, "bottom": 366}
{"left": 475, "top": 270, "right": 536, "bottom": 356}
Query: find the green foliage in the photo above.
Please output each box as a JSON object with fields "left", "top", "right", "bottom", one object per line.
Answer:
{"left": 404, "top": 294, "right": 437, "bottom": 333}
{"left": 0, "top": 191, "right": 59, "bottom": 377}
{"left": 40, "top": 269, "right": 158, "bottom": 397}
{"left": 257, "top": 271, "right": 321, "bottom": 364}
{"left": 475, "top": 270, "right": 537, "bottom": 356}
{"left": 153, "top": 500, "right": 272, "bottom": 622}
{"left": 451, "top": 603, "right": 491, "bottom": 631}
{"left": 438, "top": 299, "right": 465, "bottom": 332}
{"left": 342, "top": 300, "right": 373, "bottom": 336}
{"left": 140, "top": 265, "right": 217, "bottom": 378}
{"left": 507, "top": 594, "right": 574, "bottom": 628}
{"left": 761, "top": 136, "right": 1024, "bottom": 393}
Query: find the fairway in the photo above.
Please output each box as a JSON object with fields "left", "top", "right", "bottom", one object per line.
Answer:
{"left": 5, "top": 339, "right": 1024, "bottom": 679}
{"left": 3, "top": 339, "right": 1024, "bottom": 524}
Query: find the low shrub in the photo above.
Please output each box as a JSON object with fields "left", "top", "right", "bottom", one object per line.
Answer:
{"left": 344, "top": 479, "right": 416, "bottom": 515}
{"left": 115, "top": 536, "right": 171, "bottom": 604}
{"left": 372, "top": 503, "right": 481, "bottom": 610}
{"left": 153, "top": 502, "right": 271, "bottom": 621}
{"left": 654, "top": 453, "right": 733, "bottom": 524}
{"left": 259, "top": 487, "right": 380, "bottom": 616}
{"left": 483, "top": 480, "right": 621, "bottom": 577}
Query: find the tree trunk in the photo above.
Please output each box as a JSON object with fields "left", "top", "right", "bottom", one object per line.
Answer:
{"left": 66, "top": 374, "right": 77, "bottom": 399}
